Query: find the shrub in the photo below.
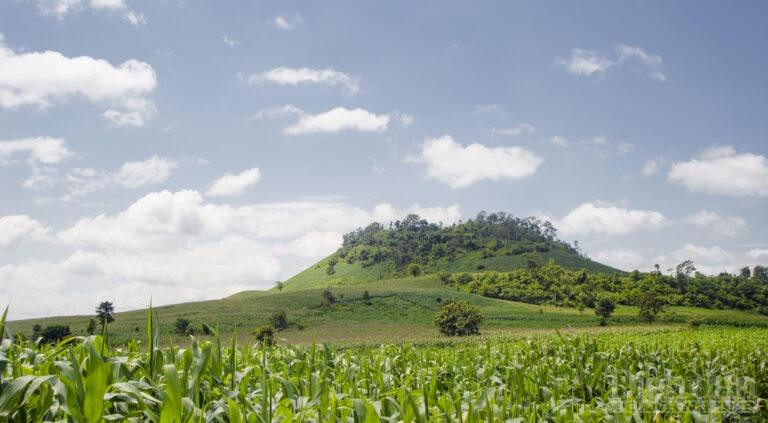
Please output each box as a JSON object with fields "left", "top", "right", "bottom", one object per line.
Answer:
{"left": 175, "top": 318, "right": 193, "bottom": 335}
{"left": 407, "top": 263, "right": 422, "bottom": 277}
{"left": 689, "top": 319, "right": 702, "bottom": 329}
{"left": 434, "top": 300, "right": 483, "bottom": 336}
{"left": 201, "top": 323, "right": 213, "bottom": 336}
{"left": 254, "top": 325, "right": 275, "bottom": 346}
{"left": 362, "top": 291, "right": 372, "bottom": 305}
{"left": 322, "top": 290, "right": 336, "bottom": 305}
{"left": 269, "top": 311, "right": 289, "bottom": 331}
{"left": 40, "top": 325, "right": 71, "bottom": 344}
{"left": 595, "top": 297, "right": 615, "bottom": 326}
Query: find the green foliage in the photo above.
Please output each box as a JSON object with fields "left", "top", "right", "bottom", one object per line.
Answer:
{"left": 269, "top": 311, "right": 289, "bottom": 331}
{"left": 86, "top": 318, "right": 97, "bottom": 335}
{"left": 595, "top": 298, "right": 615, "bottom": 326}
{"left": 362, "top": 290, "right": 372, "bottom": 305}
{"left": 174, "top": 317, "right": 193, "bottom": 335}
{"left": 442, "top": 260, "right": 768, "bottom": 313}
{"left": 433, "top": 300, "right": 483, "bottom": 336}
{"left": 253, "top": 325, "right": 275, "bottom": 346}
{"left": 406, "top": 263, "right": 422, "bottom": 277}
{"left": 322, "top": 290, "right": 336, "bottom": 305}
{"left": 94, "top": 301, "right": 115, "bottom": 326}
{"left": 1, "top": 311, "right": 767, "bottom": 421}
{"left": 39, "top": 324, "right": 71, "bottom": 343}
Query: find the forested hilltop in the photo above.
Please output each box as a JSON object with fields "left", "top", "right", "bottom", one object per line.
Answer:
{"left": 282, "top": 211, "right": 618, "bottom": 290}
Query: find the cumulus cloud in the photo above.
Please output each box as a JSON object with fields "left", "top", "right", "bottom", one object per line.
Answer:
{"left": 114, "top": 155, "right": 177, "bottom": 188}
{"left": 0, "top": 191, "right": 460, "bottom": 319}
{"left": 206, "top": 167, "right": 262, "bottom": 197}
{"left": 271, "top": 13, "right": 302, "bottom": 30}
{"left": 557, "top": 49, "right": 613, "bottom": 77}
{"left": 35, "top": 0, "right": 145, "bottom": 25}
{"left": 593, "top": 249, "right": 650, "bottom": 272}
{"left": 683, "top": 210, "right": 745, "bottom": 237}
{"left": 0, "top": 34, "right": 157, "bottom": 126}
{"left": 283, "top": 107, "right": 390, "bottom": 135}
{"left": 668, "top": 146, "right": 768, "bottom": 197}
{"left": 748, "top": 249, "right": 768, "bottom": 260}
{"left": 246, "top": 67, "right": 360, "bottom": 96}
{"left": 408, "top": 135, "right": 542, "bottom": 188}
{"left": 0, "top": 137, "right": 72, "bottom": 164}
{"left": 642, "top": 158, "right": 661, "bottom": 176}
{"left": 548, "top": 135, "right": 569, "bottom": 147}
{"left": 491, "top": 123, "right": 536, "bottom": 137}
{"left": 0, "top": 215, "right": 51, "bottom": 248}
{"left": 557, "top": 44, "right": 665, "bottom": 81}
{"left": 249, "top": 104, "right": 304, "bottom": 120}
{"left": 222, "top": 35, "right": 239, "bottom": 47}
{"left": 554, "top": 202, "right": 666, "bottom": 236}
{"left": 671, "top": 244, "right": 737, "bottom": 275}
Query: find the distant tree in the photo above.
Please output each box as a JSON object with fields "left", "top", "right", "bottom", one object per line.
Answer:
{"left": 175, "top": 318, "right": 193, "bottom": 335}
{"left": 275, "top": 281, "right": 284, "bottom": 292}
{"left": 362, "top": 290, "right": 372, "bottom": 305}
{"left": 86, "top": 319, "right": 97, "bottom": 335}
{"left": 434, "top": 300, "right": 483, "bottom": 336}
{"left": 521, "top": 252, "right": 538, "bottom": 269}
{"left": 637, "top": 289, "right": 665, "bottom": 323}
{"left": 740, "top": 267, "right": 752, "bottom": 279}
{"left": 254, "top": 325, "right": 275, "bottom": 346}
{"left": 674, "top": 260, "right": 696, "bottom": 278}
{"left": 595, "top": 298, "right": 615, "bottom": 326}
{"left": 407, "top": 263, "right": 422, "bottom": 277}
{"left": 40, "top": 325, "right": 71, "bottom": 344}
{"left": 201, "top": 323, "right": 213, "bottom": 336}
{"left": 269, "top": 311, "right": 289, "bottom": 331}
{"left": 322, "top": 290, "right": 337, "bottom": 305}
{"left": 32, "top": 324, "right": 42, "bottom": 339}
{"left": 754, "top": 266, "right": 768, "bottom": 282}
{"left": 95, "top": 301, "right": 115, "bottom": 326}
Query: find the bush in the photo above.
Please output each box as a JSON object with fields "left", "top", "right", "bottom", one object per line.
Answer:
{"left": 322, "top": 290, "right": 337, "bottom": 305}
{"left": 254, "top": 325, "right": 275, "bottom": 346}
{"left": 595, "top": 297, "right": 615, "bottom": 326}
{"left": 269, "top": 311, "right": 289, "bottom": 331}
{"left": 40, "top": 325, "right": 71, "bottom": 344}
{"left": 362, "top": 291, "right": 372, "bottom": 305}
{"left": 434, "top": 300, "right": 483, "bottom": 336}
{"left": 201, "top": 323, "right": 213, "bottom": 336}
{"left": 689, "top": 319, "right": 702, "bottom": 329}
{"left": 407, "top": 263, "right": 422, "bottom": 277}
{"left": 175, "top": 318, "right": 193, "bottom": 335}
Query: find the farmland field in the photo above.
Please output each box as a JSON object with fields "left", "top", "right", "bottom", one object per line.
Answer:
{"left": 1, "top": 305, "right": 767, "bottom": 422}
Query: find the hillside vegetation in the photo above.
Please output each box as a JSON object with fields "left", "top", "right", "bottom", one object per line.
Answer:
{"left": 283, "top": 211, "right": 618, "bottom": 290}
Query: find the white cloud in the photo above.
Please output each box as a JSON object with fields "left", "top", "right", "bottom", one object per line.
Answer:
{"left": 671, "top": 244, "right": 737, "bottom": 275}
{"left": 593, "top": 249, "right": 650, "bottom": 271}
{"left": 579, "top": 136, "right": 634, "bottom": 157}
{"left": 616, "top": 44, "right": 665, "bottom": 82}
{"left": 668, "top": 146, "right": 768, "bottom": 197}
{"left": 206, "top": 167, "right": 262, "bottom": 197}
{"left": 491, "top": 123, "right": 536, "bottom": 137}
{"left": 247, "top": 67, "right": 360, "bottom": 96}
{"left": 249, "top": 104, "right": 304, "bottom": 120}
{"left": 0, "top": 215, "right": 50, "bottom": 248}
{"left": 548, "top": 135, "right": 569, "bottom": 147}
{"left": 34, "top": 0, "right": 145, "bottom": 25}
{"left": 748, "top": 249, "right": 768, "bottom": 260}
{"left": 0, "top": 137, "right": 72, "bottom": 164}
{"left": 409, "top": 135, "right": 542, "bottom": 188}
{"left": 0, "top": 34, "right": 157, "bottom": 126}
{"left": 222, "top": 35, "right": 239, "bottom": 47}
{"left": 683, "top": 210, "right": 745, "bottom": 237}
{"left": 557, "top": 45, "right": 665, "bottom": 81}
{"left": 642, "top": 158, "right": 661, "bottom": 176}
{"left": 2, "top": 192, "right": 461, "bottom": 318}
{"left": 557, "top": 49, "right": 613, "bottom": 77}
{"left": 555, "top": 202, "right": 666, "bottom": 236}
{"left": 272, "top": 13, "right": 302, "bottom": 30}
{"left": 115, "top": 155, "right": 177, "bottom": 188}
{"left": 284, "top": 107, "right": 390, "bottom": 135}
{"left": 474, "top": 104, "right": 507, "bottom": 117}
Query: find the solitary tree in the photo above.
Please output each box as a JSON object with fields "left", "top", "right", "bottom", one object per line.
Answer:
{"left": 407, "top": 263, "right": 422, "bottom": 277}
{"left": 269, "top": 311, "right": 289, "bottom": 331}
{"left": 175, "top": 318, "right": 193, "bottom": 335}
{"left": 95, "top": 301, "right": 115, "bottom": 327}
{"left": 434, "top": 300, "right": 483, "bottom": 336}
{"left": 322, "top": 290, "right": 337, "bottom": 305}
{"left": 275, "top": 281, "right": 284, "bottom": 292}
{"left": 40, "top": 325, "right": 71, "bottom": 344}
{"left": 595, "top": 297, "right": 615, "bottom": 326}
{"left": 86, "top": 319, "right": 97, "bottom": 335}
{"left": 637, "top": 289, "right": 665, "bottom": 323}
{"left": 254, "top": 325, "right": 275, "bottom": 346}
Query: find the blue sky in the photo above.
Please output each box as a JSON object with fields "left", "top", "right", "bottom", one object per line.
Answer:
{"left": 1, "top": 0, "right": 767, "bottom": 318}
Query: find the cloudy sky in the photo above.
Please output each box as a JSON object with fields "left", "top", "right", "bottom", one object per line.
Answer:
{"left": 1, "top": 1, "right": 767, "bottom": 319}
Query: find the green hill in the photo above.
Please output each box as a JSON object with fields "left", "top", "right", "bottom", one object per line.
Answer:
{"left": 8, "top": 275, "right": 768, "bottom": 346}
{"left": 282, "top": 211, "right": 619, "bottom": 291}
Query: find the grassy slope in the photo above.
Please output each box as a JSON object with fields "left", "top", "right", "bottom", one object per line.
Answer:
{"left": 281, "top": 249, "right": 620, "bottom": 292}
{"left": 9, "top": 275, "right": 768, "bottom": 346}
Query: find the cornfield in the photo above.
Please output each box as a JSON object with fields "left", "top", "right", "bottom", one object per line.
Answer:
{"left": 1, "top": 306, "right": 767, "bottom": 422}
